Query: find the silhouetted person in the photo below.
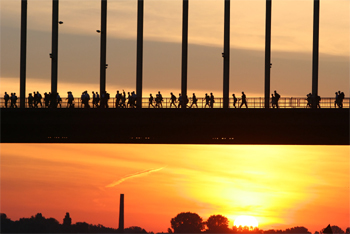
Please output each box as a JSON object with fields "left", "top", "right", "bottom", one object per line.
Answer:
{"left": 56, "top": 93, "right": 62, "bottom": 108}
{"left": 149, "top": 94, "right": 155, "bottom": 108}
{"left": 274, "top": 90, "right": 280, "bottom": 108}
{"left": 92, "top": 91, "right": 97, "bottom": 108}
{"left": 271, "top": 94, "right": 276, "bottom": 108}
{"left": 67, "top": 91, "right": 74, "bottom": 108}
{"left": 96, "top": 91, "right": 100, "bottom": 107}
{"left": 190, "top": 93, "right": 198, "bottom": 108}
{"left": 232, "top": 94, "right": 237, "bottom": 108}
{"left": 36, "top": 91, "right": 42, "bottom": 108}
{"left": 81, "top": 91, "right": 85, "bottom": 108}
{"left": 338, "top": 91, "right": 345, "bottom": 108}
{"left": 240, "top": 92, "right": 247, "bottom": 108}
{"left": 126, "top": 92, "right": 132, "bottom": 108}
{"left": 28, "top": 93, "right": 34, "bottom": 108}
{"left": 115, "top": 91, "right": 121, "bottom": 108}
{"left": 170, "top": 92, "right": 177, "bottom": 108}
{"left": 120, "top": 90, "right": 126, "bottom": 108}
{"left": 178, "top": 93, "right": 183, "bottom": 108}
{"left": 11, "top": 93, "right": 17, "bottom": 108}
{"left": 4, "top": 92, "right": 9, "bottom": 108}
{"left": 205, "top": 93, "right": 210, "bottom": 108}
{"left": 131, "top": 91, "right": 137, "bottom": 108}
{"left": 209, "top": 93, "right": 215, "bottom": 108}
{"left": 306, "top": 93, "right": 312, "bottom": 108}
{"left": 335, "top": 91, "right": 339, "bottom": 108}
{"left": 156, "top": 91, "right": 163, "bottom": 108}
{"left": 315, "top": 94, "right": 321, "bottom": 108}
{"left": 105, "top": 91, "right": 110, "bottom": 108}
{"left": 33, "top": 91, "right": 38, "bottom": 107}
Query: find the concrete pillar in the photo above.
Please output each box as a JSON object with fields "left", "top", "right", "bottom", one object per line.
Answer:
{"left": 20, "top": 0, "right": 27, "bottom": 108}
{"left": 312, "top": 0, "right": 320, "bottom": 108}
{"left": 51, "top": 0, "right": 59, "bottom": 107}
{"left": 136, "top": 0, "right": 144, "bottom": 108}
{"left": 181, "top": 0, "right": 189, "bottom": 109}
{"left": 264, "top": 0, "right": 272, "bottom": 109}
{"left": 223, "top": 0, "right": 230, "bottom": 108}
{"left": 100, "top": 0, "right": 107, "bottom": 96}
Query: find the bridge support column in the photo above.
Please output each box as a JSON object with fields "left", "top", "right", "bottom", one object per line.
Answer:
{"left": 136, "top": 0, "right": 144, "bottom": 108}
{"left": 181, "top": 0, "right": 188, "bottom": 109}
{"left": 264, "top": 0, "right": 272, "bottom": 109}
{"left": 100, "top": 0, "right": 107, "bottom": 96}
{"left": 51, "top": 0, "right": 59, "bottom": 108}
{"left": 118, "top": 194, "right": 124, "bottom": 232}
{"left": 223, "top": 0, "right": 230, "bottom": 108}
{"left": 20, "top": 0, "right": 27, "bottom": 108}
{"left": 312, "top": 0, "right": 319, "bottom": 108}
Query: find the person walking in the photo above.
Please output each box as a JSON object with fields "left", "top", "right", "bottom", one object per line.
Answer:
{"left": 149, "top": 94, "right": 155, "bottom": 108}
{"left": 240, "top": 92, "right": 248, "bottom": 108}
{"left": 204, "top": 93, "right": 210, "bottom": 108}
{"left": 190, "top": 93, "right": 198, "bottom": 108}
{"left": 209, "top": 93, "right": 215, "bottom": 108}
{"left": 4, "top": 92, "right": 9, "bottom": 108}
{"left": 170, "top": 92, "right": 177, "bottom": 108}
{"left": 232, "top": 94, "right": 237, "bottom": 108}
{"left": 274, "top": 90, "right": 280, "bottom": 108}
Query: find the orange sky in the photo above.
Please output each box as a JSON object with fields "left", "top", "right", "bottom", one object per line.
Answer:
{"left": 1, "top": 144, "right": 349, "bottom": 232}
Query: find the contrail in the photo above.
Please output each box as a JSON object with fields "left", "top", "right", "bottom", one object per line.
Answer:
{"left": 106, "top": 167, "right": 165, "bottom": 187}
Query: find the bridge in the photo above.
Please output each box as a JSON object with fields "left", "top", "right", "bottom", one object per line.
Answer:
{"left": 1, "top": 106, "right": 349, "bottom": 144}
{"left": 3, "top": 0, "right": 348, "bottom": 145}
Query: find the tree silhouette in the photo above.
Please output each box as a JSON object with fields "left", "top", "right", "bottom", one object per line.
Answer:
{"left": 171, "top": 212, "right": 204, "bottom": 233}
{"left": 321, "top": 225, "right": 334, "bottom": 234}
{"left": 330, "top": 226, "right": 345, "bottom": 234}
{"left": 205, "top": 214, "right": 230, "bottom": 233}
{"left": 346, "top": 227, "right": 350, "bottom": 234}
{"left": 284, "top": 226, "right": 311, "bottom": 234}
{"left": 263, "top": 229, "right": 283, "bottom": 233}
{"left": 125, "top": 226, "right": 148, "bottom": 233}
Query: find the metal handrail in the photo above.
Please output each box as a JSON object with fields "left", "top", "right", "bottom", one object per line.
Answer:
{"left": 0, "top": 97, "right": 348, "bottom": 109}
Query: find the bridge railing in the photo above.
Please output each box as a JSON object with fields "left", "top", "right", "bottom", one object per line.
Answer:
{"left": 0, "top": 97, "right": 348, "bottom": 109}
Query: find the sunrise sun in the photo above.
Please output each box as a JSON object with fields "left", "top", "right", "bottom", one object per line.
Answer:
{"left": 234, "top": 215, "right": 259, "bottom": 228}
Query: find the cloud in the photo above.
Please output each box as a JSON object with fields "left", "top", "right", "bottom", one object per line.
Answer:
{"left": 106, "top": 167, "right": 165, "bottom": 187}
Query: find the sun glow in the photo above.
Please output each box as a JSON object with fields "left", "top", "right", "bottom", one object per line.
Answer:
{"left": 234, "top": 215, "right": 258, "bottom": 228}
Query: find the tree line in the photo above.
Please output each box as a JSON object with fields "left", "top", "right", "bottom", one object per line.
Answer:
{"left": 1, "top": 212, "right": 349, "bottom": 234}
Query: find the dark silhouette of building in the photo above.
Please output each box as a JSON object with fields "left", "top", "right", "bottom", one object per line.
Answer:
{"left": 63, "top": 212, "right": 71, "bottom": 226}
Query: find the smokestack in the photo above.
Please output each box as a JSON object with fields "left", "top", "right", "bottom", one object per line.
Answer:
{"left": 118, "top": 194, "right": 124, "bottom": 232}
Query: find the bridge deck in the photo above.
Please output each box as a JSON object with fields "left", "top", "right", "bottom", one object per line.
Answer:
{"left": 1, "top": 108, "right": 348, "bottom": 145}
